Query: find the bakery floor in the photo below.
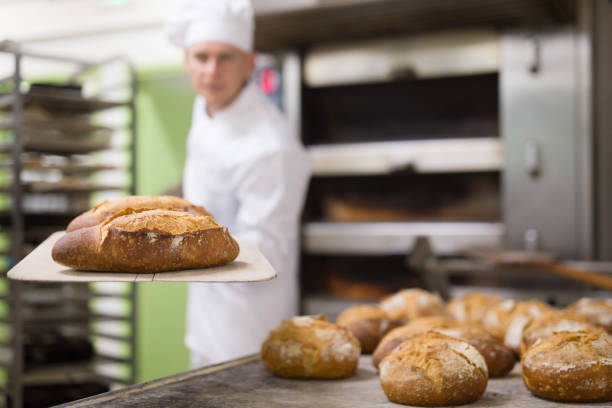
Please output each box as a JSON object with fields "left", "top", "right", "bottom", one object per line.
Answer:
{"left": 56, "top": 355, "right": 610, "bottom": 407}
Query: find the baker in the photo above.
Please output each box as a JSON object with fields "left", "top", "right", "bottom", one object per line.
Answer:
{"left": 166, "top": 0, "right": 311, "bottom": 368}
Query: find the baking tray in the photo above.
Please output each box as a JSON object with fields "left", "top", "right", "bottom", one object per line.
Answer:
{"left": 8, "top": 232, "right": 277, "bottom": 283}
{"left": 56, "top": 355, "right": 611, "bottom": 408}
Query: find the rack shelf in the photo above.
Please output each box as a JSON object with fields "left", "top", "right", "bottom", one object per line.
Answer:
{"left": 0, "top": 40, "right": 138, "bottom": 408}
{"left": 302, "top": 221, "right": 504, "bottom": 256}
{"left": 308, "top": 137, "right": 502, "bottom": 176}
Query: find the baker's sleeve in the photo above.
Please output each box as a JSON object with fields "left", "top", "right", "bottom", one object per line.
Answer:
{"left": 231, "top": 147, "right": 310, "bottom": 274}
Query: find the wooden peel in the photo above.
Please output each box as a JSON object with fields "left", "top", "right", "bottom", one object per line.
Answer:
{"left": 463, "top": 248, "right": 612, "bottom": 290}
{"left": 540, "top": 262, "right": 612, "bottom": 290}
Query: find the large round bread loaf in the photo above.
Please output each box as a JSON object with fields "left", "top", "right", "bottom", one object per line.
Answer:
{"left": 565, "top": 298, "right": 612, "bottom": 333}
{"left": 335, "top": 305, "right": 401, "bottom": 354}
{"left": 379, "top": 331, "right": 488, "bottom": 406}
{"left": 53, "top": 209, "right": 238, "bottom": 272}
{"left": 261, "top": 315, "right": 360, "bottom": 379}
{"left": 521, "top": 329, "right": 612, "bottom": 402}
{"left": 66, "top": 195, "right": 210, "bottom": 232}
{"left": 379, "top": 288, "right": 447, "bottom": 322}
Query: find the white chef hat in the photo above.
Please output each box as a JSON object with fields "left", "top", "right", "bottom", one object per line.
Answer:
{"left": 165, "top": 0, "right": 254, "bottom": 52}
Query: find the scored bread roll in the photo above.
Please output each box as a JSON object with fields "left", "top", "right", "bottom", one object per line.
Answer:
{"left": 565, "top": 298, "right": 612, "bottom": 333}
{"left": 482, "top": 299, "right": 552, "bottom": 351}
{"left": 379, "top": 288, "right": 447, "bottom": 322}
{"left": 261, "top": 315, "right": 360, "bottom": 379}
{"left": 446, "top": 292, "right": 502, "bottom": 324}
{"left": 335, "top": 305, "right": 402, "bottom": 354}
{"left": 66, "top": 195, "right": 210, "bottom": 232}
{"left": 502, "top": 300, "right": 553, "bottom": 354}
{"left": 520, "top": 311, "right": 597, "bottom": 356}
{"left": 521, "top": 329, "right": 612, "bottom": 402}
{"left": 379, "top": 331, "right": 488, "bottom": 406}
{"left": 52, "top": 208, "right": 239, "bottom": 272}
{"left": 373, "top": 316, "right": 515, "bottom": 377}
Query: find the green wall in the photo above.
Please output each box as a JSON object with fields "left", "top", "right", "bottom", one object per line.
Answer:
{"left": 135, "top": 67, "right": 195, "bottom": 382}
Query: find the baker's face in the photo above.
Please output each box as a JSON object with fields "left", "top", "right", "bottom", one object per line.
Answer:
{"left": 184, "top": 42, "right": 255, "bottom": 115}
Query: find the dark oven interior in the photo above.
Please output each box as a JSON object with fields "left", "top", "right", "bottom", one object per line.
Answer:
{"left": 300, "top": 70, "right": 502, "bottom": 316}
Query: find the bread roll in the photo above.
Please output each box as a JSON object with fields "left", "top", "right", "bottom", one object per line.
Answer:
{"left": 335, "top": 305, "right": 401, "bottom": 354}
{"left": 66, "top": 195, "right": 210, "bottom": 232}
{"left": 565, "top": 298, "right": 612, "bottom": 333}
{"left": 521, "top": 329, "right": 612, "bottom": 402}
{"left": 373, "top": 317, "right": 515, "bottom": 377}
{"left": 502, "top": 300, "right": 553, "bottom": 354}
{"left": 379, "top": 331, "right": 488, "bottom": 406}
{"left": 379, "top": 288, "right": 446, "bottom": 322}
{"left": 446, "top": 292, "right": 502, "bottom": 324}
{"left": 261, "top": 315, "right": 360, "bottom": 379}
{"left": 520, "top": 311, "right": 596, "bottom": 356}
{"left": 482, "top": 299, "right": 551, "bottom": 351}
{"left": 52, "top": 209, "right": 239, "bottom": 272}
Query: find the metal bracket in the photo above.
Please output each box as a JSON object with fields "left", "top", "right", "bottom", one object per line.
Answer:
{"left": 528, "top": 34, "right": 541, "bottom": 74}
{"left": 406, "top": 236, "right": 450, "bottom": 299}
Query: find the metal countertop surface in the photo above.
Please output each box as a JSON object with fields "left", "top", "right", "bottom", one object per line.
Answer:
{"left": 58, "top": 355, "right": 610, "bottom": 408}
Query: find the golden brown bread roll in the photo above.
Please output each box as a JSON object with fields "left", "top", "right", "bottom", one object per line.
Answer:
{"left": 66, "top": 195, "right": 210, "bottom": 232}
{"left": 261, "top": 315, "right": 360, "bottom": 379}
{"left": 335, "top": 305, "right": 402, "bottom": 354}
{"left": 521, "top": 329, "right": 612, "bottom": 402}
{"left": 52, "top": 209, "right": 239, "bottom": 272}
{"left": 446, "top": 292, "right": 502, "bottom": 324}
{"left": 372, "top": 316, "right": 515, "bottom": 377}
{"left": 502, "top": 300, "right": 553, "bottom": 354}
{"left": 379, "top": 331, "right": 488, "bottom": 406}
{"left": 379, "top": 288, "right": 447, "bottom": 322}
{"left": 482, "top": 299, "right": 520, "bottom": 339}
{"left": 520, "top": 311, "right": 597, "bottom": 356}
{"left": 482, "top": 299, "right": 552, "bottom": 352}
{"left": 565, "top": 298, "right": 612, "bottom": 333}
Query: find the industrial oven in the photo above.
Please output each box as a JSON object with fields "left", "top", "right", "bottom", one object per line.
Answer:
{"left": 282, "top": 1, "right": 612, "bottom": 317}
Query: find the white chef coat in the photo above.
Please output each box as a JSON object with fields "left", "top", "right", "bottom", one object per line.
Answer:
{"left": 183, "top": 81, "right": 310, "bottom": 366}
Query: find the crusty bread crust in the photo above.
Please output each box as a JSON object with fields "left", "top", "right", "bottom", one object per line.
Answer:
{"left": 261, "top": 315, "right": 360, "bottom": 379}
{"left": 520, "top": 311, "right": 596, "bottom": 356}
{"left": 521, "top": 330, "right": 612, "bottom": 402}
{"left": 566, "top": 298, "right": 612, "bottom": 334}
{"left": 435, "top": 324, "right": 516, "bottom": 378}
{"left": 379, "top": 332, "right": 488, "bottom": 406}
{"left": 336, "top": 305, "right": 402, "bottom": 354}
{"left": 66, "top": 195, "right": 210, "bottom": 232}
{"left": 53, "top": 209, "right": 239, "bottom": 272}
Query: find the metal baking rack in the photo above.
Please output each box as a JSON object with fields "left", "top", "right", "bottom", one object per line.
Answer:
{"left": 0, "top": 40, "right": 137, "bottom": 408}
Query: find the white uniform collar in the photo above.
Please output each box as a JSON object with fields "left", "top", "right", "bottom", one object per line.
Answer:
{"left": 204, "top": 80, "right": 257, "bottom": 122}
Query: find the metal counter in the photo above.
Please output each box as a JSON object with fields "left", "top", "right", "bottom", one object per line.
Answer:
{"left": 58, "top": 355, "right": 610, "bottom": 408}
